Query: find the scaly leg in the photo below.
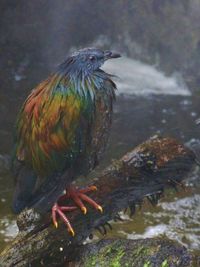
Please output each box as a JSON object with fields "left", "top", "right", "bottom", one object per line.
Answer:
{"left": 52, "top": 185, "right": 102, "bottom": 236}
{"left": 51, "top": 203, "right": 77, "bottom": 236}
{"left": 65, "top": 185, "right": 103, "bottom": 214}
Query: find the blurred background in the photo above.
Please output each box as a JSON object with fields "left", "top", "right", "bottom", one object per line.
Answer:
{"left": 0, "top": 0, "right": 200, "bottom": 255}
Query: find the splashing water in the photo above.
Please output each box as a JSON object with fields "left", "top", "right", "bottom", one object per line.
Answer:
{"left": 103, "top": 57, "right": 190, "bottom": 96}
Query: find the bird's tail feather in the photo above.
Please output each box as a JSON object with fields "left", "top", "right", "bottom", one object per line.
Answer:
{"left": 12, "top": 165, "right": 37, "bottom": 214}
{"left": 12, "top": 161, "right": 74, "bottom": 214}
{"left": 28, "top": 169, "right": 74, "bottom": 213}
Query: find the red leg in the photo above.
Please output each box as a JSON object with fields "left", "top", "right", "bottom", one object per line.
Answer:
{"left": 51, "top": 203, "right": 77, "bottom": 236}
{"left": 66, "top": 185, "right": 103, "bottom": 215}
{"left": 52, "top": 185, "right": 102, "bottom": 235}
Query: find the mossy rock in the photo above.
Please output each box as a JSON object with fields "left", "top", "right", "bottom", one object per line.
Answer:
{"left": 75, "top": 238, "right": 199, "bottom": 267}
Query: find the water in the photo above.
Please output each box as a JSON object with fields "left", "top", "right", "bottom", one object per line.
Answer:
{"left": 0, "top": 57, "right": 200, "bottom": 256}
{"left": 103, "top": 57, "right": 190, "bottom": 96}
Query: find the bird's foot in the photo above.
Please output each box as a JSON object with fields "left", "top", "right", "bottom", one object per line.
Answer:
{"left": 52, "top": 185, "right": 102, "bottom": 235}
{"left": 52, "top": 203, "right": 77, "bottom": 236}
{"left": 65, "top": 185, "right": 103, "bottom": 215}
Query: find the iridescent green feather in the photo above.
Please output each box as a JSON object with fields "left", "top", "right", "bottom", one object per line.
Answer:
{"left": 13, "top": 71, "right": 115, "bottom": 178}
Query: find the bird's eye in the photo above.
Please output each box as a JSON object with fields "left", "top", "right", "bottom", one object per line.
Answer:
{"left": 89, "top": 55, "right": 95, "bottom": 61}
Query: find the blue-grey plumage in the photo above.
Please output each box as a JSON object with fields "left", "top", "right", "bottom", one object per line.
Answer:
{"left": 12, "top": 47, "right": 121, "bottom": 215}
{"left": 58, "top": 48, "right": 120, "bottom": 77}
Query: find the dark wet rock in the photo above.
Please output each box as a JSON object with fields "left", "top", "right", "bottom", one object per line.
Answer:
{"left": 74, "top": 238, "right": 199, "bottom": 267}
{"left": 0, "top": 136, "right": 196, "bottom": 266}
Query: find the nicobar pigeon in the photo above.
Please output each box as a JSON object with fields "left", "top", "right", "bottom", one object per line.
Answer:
{"left": 12, "top": 47, "right": 121, "bottom": 235}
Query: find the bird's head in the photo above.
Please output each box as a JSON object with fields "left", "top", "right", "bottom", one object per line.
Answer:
{"left": 60, "top": 48, "right": 121, "bottom": 76}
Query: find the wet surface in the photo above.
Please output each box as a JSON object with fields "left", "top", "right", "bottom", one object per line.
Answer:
{"left": 0, "top": 57, "right": 200, "bottom": 256}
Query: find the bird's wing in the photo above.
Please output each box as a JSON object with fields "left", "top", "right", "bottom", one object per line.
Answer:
{"left": 13, "top": 74, "right": 94, "bottom": 179}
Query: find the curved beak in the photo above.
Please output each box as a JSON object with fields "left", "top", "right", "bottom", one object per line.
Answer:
{"left": 104, "top": 50, "right": 121, "bottom": 60}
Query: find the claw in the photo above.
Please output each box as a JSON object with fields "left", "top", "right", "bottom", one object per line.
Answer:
{"left": 90, "top": 185, "right": 97, "bottom": 191}
{"left": 54, "top": 222, "right": 58, "bottom": 229}
{"left": 66, "top": 186, "right": 102, "bottom": 214}
{"left": 81, "top": 207, "right": 87, "bottom": 215}
{"left": 79, "top": 185, "right": 97, "bottom": 194}
{"left": 53, "top": 184, "right": 102, "bottom": 233}
{"left": 69, "top": 227, "right": 75, "bottom": 237}
{"left": 97, "top": 205, "right": 103, "bottom": 213}
{"left": 51, "top": 203, "right": 76, "bottom": 235}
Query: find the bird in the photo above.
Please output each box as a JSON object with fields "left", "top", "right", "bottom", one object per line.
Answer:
{"left": 11, "top": 47, "right": 120, "bottom": 235}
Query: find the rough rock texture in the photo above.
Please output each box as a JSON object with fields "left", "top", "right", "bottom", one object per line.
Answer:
{"left": 74, "top": 238, "right": 200, "bottom": 267}
{"left": 0, "top": 136, "right": 196, "bottom": 266}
